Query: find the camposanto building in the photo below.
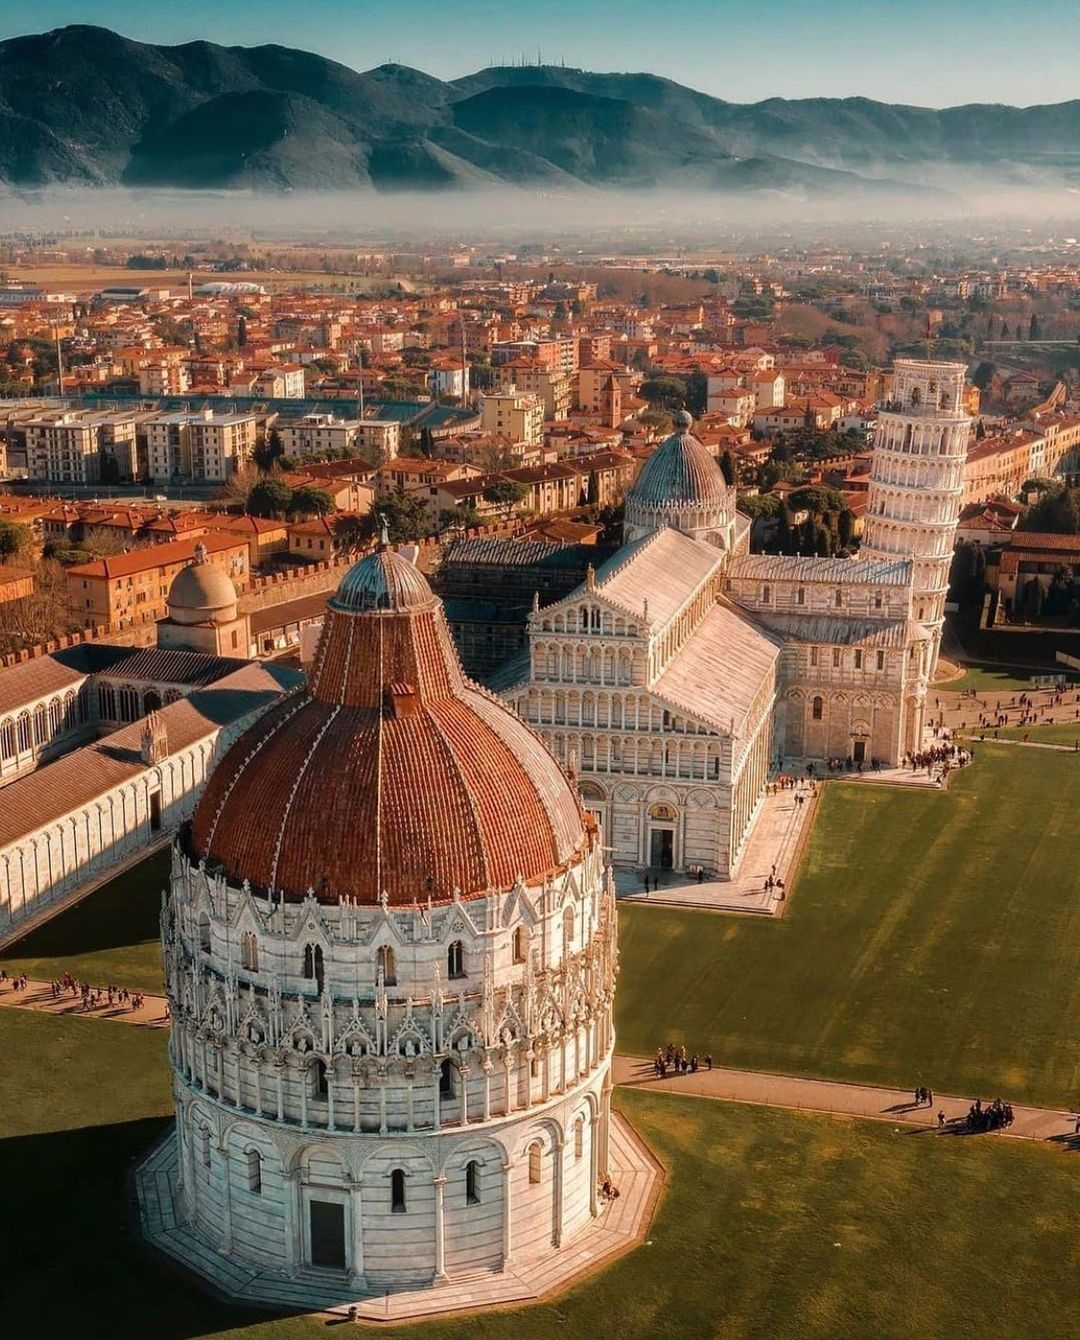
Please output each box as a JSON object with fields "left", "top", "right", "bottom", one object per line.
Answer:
{"left": 138, "top": 546, "right": 656, "bottom": 1315}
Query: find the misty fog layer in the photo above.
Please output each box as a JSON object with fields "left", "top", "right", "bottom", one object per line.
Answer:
{"left": 2, "top": 184, "right": 1080, "bottom": 247}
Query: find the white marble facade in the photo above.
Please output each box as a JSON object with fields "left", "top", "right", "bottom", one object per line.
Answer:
{"left": 162, "top": 838, "right": 617, "bottom": 1288}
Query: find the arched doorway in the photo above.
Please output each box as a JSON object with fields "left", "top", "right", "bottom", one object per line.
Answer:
{"left": 647, "top": 802, "right": 677, "bottom": 870}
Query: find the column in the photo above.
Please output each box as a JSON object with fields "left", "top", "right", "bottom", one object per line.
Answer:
{"left": 589, "top": 1111, "right": 600, "bottom": 1216}
{"left": 501, "top": 1161, "right": 513, "bottom": 1265}
{"left": 283, "top": 1170, "right": 301, "bottom": 1276}
{"left": 219, "top": 1138, "right": 234, "bottom": 1254}
{"left": 433, "top": 1174, "right": 448, "bottom": 1280}
{"left": 459, "top": 1066, "right": 470, "bottom": 1126}
{"left": 431, "top": 1065, "right": 442, "bottom": 1133}
{"left": 349, "top": 1180, "right": 365, "bottom": 1285}
{"left": 551, "top": 1137, "right": 565, "bottom": 1247}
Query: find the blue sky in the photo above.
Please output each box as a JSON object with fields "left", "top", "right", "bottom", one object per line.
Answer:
{"left": 4, "top": 0, "right": 1080, "bottom": 107}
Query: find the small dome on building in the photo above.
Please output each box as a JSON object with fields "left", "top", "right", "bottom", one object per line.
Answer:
{"left": 166, "top": 545, "right": 238, "bottom": 626}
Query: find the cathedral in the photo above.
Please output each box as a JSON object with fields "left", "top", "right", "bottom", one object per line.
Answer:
{"left": 502, "top": 360, "right": 970, "bottom": 879}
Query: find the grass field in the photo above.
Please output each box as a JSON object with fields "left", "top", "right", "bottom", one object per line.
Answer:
{"left": 3, "top": 1006, "right": 1079, "bottom": 1340}
{"left": 616, "top": 744, "right": 1080, "bottom": 1110}
{"left": 969, "top": 721, "right": 1080, "bottom": 746}
{"left": 938, "top": 663, "right": 1079, "bottom": 694}
{"left": 0, "top": 849, "right": 168, "bottom": 993}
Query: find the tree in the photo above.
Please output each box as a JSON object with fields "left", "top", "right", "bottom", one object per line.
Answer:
{"left": 237, "top": 315, "right": 248, "bottom": 348}
{"left": 378, "top": 488, "right": 434, "bottom": 543}
{"left": 439, "top": 506, "right": 481, "bottom": 531}
{"left": 776, "top": 502, "right": 793, "bottom": 555}
{"left": 638, "top": 407, "right": 673, "bottom": 437}
{"left": 719, "top": 450, "right": 736, "bottom": 487}
{"left": 1029, "top": 313, "right": 1042, "bottom": 341}
{"left": 482, "top": 479, "right": 528, "bottom": 520}
{"left": 0, "top": 519, "right": 31, "bottom": 559}
{"left": 837, "top": 508, "right": 855, "bottom": 548}
{"left": 289, "top": 486, "right": 335, "bottom": 518}
{"left": 247, "top": 477, "right": 295, "bottom": 519}
{"left": 799, "top": 516, "right": 818, "bottom": 557}
{"left": 639, "top": 376, "right": 688, "bottom": 410}
{"left": 815, "top": 524, "right": 832, "bottom": 558}
{"left": 1020, "top": 485, "right": 1080, "bottom": 535}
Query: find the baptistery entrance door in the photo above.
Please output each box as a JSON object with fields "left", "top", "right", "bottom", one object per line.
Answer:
{"left": 308, "top": 1199, "right": 346, "bottom": 1270}
{"left": 852, "top": 739, "right": 866, "bottom": 764}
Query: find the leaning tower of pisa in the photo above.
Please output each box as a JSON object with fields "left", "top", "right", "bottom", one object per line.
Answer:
{"left": 862, "top": 359, "right": 972, "bottom": 675}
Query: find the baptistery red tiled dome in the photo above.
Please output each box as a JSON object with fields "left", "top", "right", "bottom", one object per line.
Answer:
{"left": 190, "top": 548, "right": 586, "bottom": 905}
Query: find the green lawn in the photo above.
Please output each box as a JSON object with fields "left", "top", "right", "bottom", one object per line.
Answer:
{"left": 617, "top": 744, "right": 1080, "bottom": 1110}
{"left": 3, "top": 1007, "right": 1080, "bottom": 1340}
{"left": 966, "top": 721, "right": 1080, "bottom": 746}
{"left": 939, "top": 663, "right": 1079, "bottom": 694}
{"left": 0, "top": 849, "right": 168, "bottom": 993}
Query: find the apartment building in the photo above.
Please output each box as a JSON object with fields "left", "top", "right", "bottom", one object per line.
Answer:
{"left": 479, "top": 389, "right": 544, "bottom": 446}
{"left": 145, "top": 410, "right": 259, "bottom": 484}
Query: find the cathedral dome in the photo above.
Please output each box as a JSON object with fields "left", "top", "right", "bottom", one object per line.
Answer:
{"left": 623, "top": 412, "right": 735, "bottom": 546}
{"left": 629, "top": 412, "right": 729, "bottom": 512}
{"left": 189, "top": 548, "right": 585, "bottom": 906}
{"left": 166, "top": 546, "right": 238, "bottom": 626}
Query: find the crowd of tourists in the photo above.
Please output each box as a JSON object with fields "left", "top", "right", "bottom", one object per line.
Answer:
{"left": 904, "top": 740, "right": 971, "bottom": 781}
{"left": 0, "top": 968, "right": 152, "bottom": 1015}
{"left": 961, "top": 1097, "right": 1014, "bottom": 1133}
{"left": 653, "top": 1041, "right": 713, "bottom": 1078}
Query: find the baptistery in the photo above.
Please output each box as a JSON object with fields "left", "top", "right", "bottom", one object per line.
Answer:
{"left": 150, "top": 546, "right": 622, "bottom": 1300}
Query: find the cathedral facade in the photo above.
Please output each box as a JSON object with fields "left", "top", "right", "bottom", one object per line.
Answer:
{"left": 504, "top": 360, "right": 969, "bottom": 878}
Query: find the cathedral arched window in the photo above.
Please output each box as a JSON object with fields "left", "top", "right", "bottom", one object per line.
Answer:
{"left": 563, "top": 904, "right": 575, "bottom": 957}
{"left": 313, "top": 1059, "right": 329, "bottom": 1097}
{"left": 812, "top": 696, "right": 824, "bottom": 721}
{"left": 796, "top": 587, "right": 806, "bottom": 606}
{"left": 33, "top": 703, "right": 47, "bottom": 746}
{"left": 835, "top": 589, "right": 843, "bottom": 608}
{"left": 447, "top": 940, "right": 465, "bottom": 979}
{"left": 513, "top": 926, "right": 528, "bottom": 964}
{"left": 198, "top": 913, "right": 211, "bottom": 953}
{"left": 48, "top": 698, "right": 62, "bottom": 736}
{"left": 377, "top": 944, "right": 396, "bottom": 986}
{"left": 240, "top": 932, "right": 259, "bottom": 972}
{"left": 574, "top": 1114, "right": 585, "bottom": 1160}
{"left": 466, "top": 1160, "right": 481, "bottom": 1205}
{"left": 391, "top": 1168, "right": 407, "bottom": 1213}
{"left": 143, "top": 689, "right": 162, "bottom": 714}
{"left": 528, "top": 1142, "right": 542, "bottom": 1184}
{"left": 245, "top": 1148, "right": 262, "bottom": 1193}
{"left": 98, "top": 683, "right": 116, "bottom": 720}
{"left": 0, "top": 719, "right": 14, "bottom": 760}
{"left": 303, "top": 943, "right": 325, "bottom": 993}
{"left": 439, "top": 1058, "right": 455, "bottom": 1097}
{"left": 199, "top": 1125, "right": 211, "bottom": 1168}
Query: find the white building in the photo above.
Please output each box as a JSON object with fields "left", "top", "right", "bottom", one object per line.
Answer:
{"left": 501, "top": 365, "right": 970, "bottom": 878}
{"left": 138, "top": 547, "right": 640, "bottom": 1308}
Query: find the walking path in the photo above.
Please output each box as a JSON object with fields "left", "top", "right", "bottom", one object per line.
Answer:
{"left": 6, "top": 982, "right": 1076, "bottom": 1151}
{"left": 0, "top": 975, "right": 169, "bottom": 1027}
{"left": 615, "top": 783, "right": 818, "bottom": 916}
{"left": 613, "top": 1055, "right": 1080, "bottom": 1147}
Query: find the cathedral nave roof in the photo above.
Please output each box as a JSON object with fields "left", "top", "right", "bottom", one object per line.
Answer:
{"left": 583, "top": 527, "right": 723, "bottom": 631}
{"left": 750, "top": 613, "right": 932, "bottom": 647}
{"left": 652, "top": 602, "right": 783, "bottom": 737}
{"left": 728, "top": 554, "right": 913, "bottom": 586}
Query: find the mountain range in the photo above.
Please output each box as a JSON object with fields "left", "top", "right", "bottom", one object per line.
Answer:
{"left": 1, "top": 25, "right": 1078, "bottom": 196}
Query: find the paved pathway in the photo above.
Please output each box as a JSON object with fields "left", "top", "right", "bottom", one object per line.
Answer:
{"left": 0, "top": 975, "right": 169, "bottom": 1027}
{"left": 7, "top": 976, "right": 1078, "bottom": 1151}
{"left": 613, "top": 1055, "right": 1080, "bottom": 1148}
{"left": 615, "top": 783, "right": 818, "bottom": 916}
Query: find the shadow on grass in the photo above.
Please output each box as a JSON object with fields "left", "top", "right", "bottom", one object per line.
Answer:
{"left": 0, "top": 850, "right": 169, "bottom": 963}
{"left": 0, "top": 1117, "right": 305, "bottom": 1335}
